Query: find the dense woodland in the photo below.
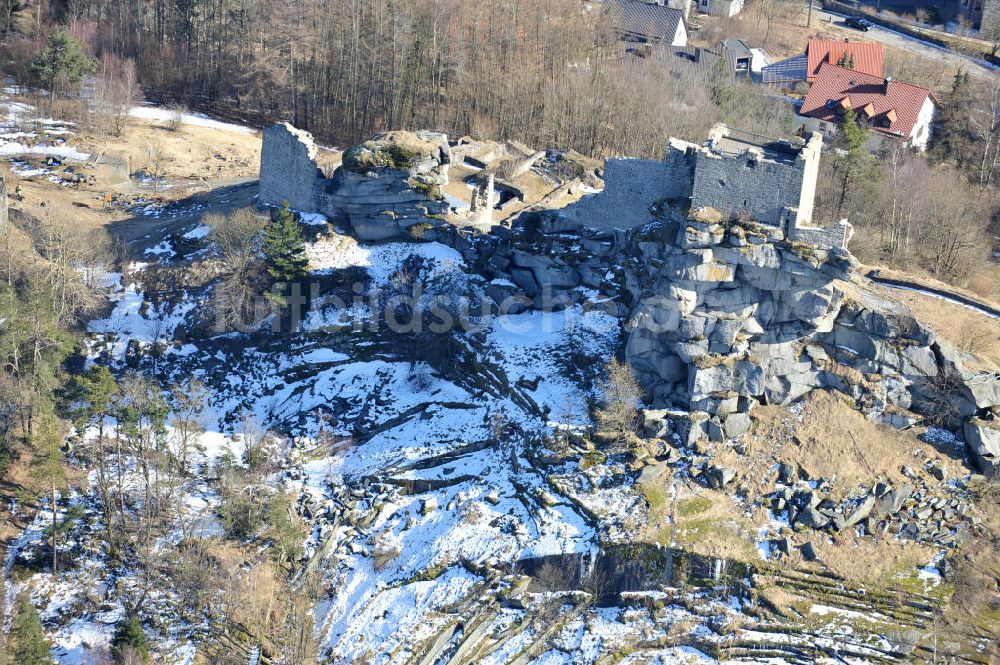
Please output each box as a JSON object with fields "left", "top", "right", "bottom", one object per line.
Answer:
{"left": 2, "top": 0, "right": 810, "bottom": 155}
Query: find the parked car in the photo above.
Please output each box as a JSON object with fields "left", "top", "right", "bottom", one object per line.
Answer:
{"left": 844, "top": 16, "right": 874, "bottom": 31}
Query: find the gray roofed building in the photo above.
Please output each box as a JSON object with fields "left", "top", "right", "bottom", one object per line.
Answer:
{"left": 761, "top": 53, "right": 808, "bottom": 86}
{"left": 609, "top": 0, "right": 688, "bottom": 47}
{"left": 622, "top": 43, "right": 737, "bottom": 81}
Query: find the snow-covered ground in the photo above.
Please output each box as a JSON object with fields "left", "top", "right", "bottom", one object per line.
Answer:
{"left": 128, "top": 105, "right": 256, "bottom": 135}
{"left": 10, "top": 230, "right": 645, "bottom": 663}
{"left": 0, "top": 96, "right": 90, "bottom": 160}
{"left": 5, "top": 206, "right": 963, "bottom": 662}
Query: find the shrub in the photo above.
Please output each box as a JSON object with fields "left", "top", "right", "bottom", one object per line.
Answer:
{"left": 166, "top": 106, "right": 185, "bottom": 131}
{"left": 407, "top": 222, "right": 435, "bottom": 240}
{"left": 595, "top": 358, "right": 643, "bottom": 448}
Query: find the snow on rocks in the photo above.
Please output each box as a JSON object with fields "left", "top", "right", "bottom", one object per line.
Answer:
{"left": 181, "top": 224, "right": 212, "bottom": 240}
{"left": 0, "top": 97, "right": 89, "bottom": 160}
{"left": 305, "top": 232, "right": 465, "bottom": 287}
{"left": 87, "top": 278, "right": 195, "bottom": 361}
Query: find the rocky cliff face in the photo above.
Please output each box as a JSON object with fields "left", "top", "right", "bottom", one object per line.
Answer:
{"left": 327, "top": 130, "right": 453, "bottom": 241}
{"left": 261, "top": 124, "right": 999, "bottom": 473}
{"left": 426, "top": 205, "right": 1000, "bottom": 473}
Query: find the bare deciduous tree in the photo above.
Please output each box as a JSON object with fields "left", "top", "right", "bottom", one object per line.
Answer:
{"left": 595, "top": 358, "right": 643, "bottom": 448}
{"left": 91, "top": 53, "right": 140, "bottom": 137}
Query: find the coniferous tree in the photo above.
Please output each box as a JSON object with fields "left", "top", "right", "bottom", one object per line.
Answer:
{"left": 832, "top": 108, "right": 882, "bottom": 217}
{"left": 30, "top": 28, "right": 96, "bottom": 113}
{"left": 111, "top": 616, "right": 149, "bottom": 664}
{"left": 261, "top": 202, "right": 309, "bottom": 310}
{"left": 73, "top": 365, "right": 118, "bottom": 553}
{"left": 31, "top": 415, "right": 65, "bottom": 577}
{"left": 931, "top": 70, "right": 974, "bottom": 169}
{"left": 14, "top": 598, "right": 51, "bottom": 665}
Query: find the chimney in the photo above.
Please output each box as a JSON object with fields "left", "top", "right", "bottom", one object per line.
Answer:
{"left": 884, "top": 76, "right": 893, "bottom": 94}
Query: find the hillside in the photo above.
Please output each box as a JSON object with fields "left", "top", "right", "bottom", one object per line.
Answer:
{"left": 0, "top": 83, "right": 998, "bottom": 665}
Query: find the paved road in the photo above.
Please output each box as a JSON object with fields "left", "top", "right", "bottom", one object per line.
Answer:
{"left": 811, "top": 7, "right": 997, "bottom": 81}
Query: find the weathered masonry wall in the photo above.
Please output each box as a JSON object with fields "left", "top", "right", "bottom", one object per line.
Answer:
{"left": 691, "top": 151, "right": 803, "bottom": 227}
{"left": 603, "top": 158, "right": 668, "bottom": 221}
{"left": 662, "top": 137, "right": 699, "bottom": 201}
{"left": 557, "top": 126, "right": 842, "bottom": 246}
{"left": 259, "top": 123, "right": 321, "bottom": 211}
{"left": 563, "top": 158, "right": 671, "bottom": 229}
{"left": 561, "top": 138, "right": 701, "bottom": 230}
{"left": 796, "top": 134, "right": 821, "bottom": 224}
{"left": 258, "top": 121, "right": 851, "bottom": 250}
{"left": 787, "top": 219, "right": 853, "bottom": 249}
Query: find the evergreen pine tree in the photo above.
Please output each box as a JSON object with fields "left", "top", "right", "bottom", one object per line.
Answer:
{"left": 931, "top": 70, "right": 973, "bottom": 168}
{"left": 111, "top": 616, "right": 149, "bottom": 664}
{"left": 74, "top": 365, "right": 119, "bottom": 552}
{"left": 31, "top": 416, "right": 66, "bottom": 577}
{"left": 14, "top": 598, "right": 51, "bottom": 665}
{"left": 832, "top": 108, "right": 882, "bottom": 217}
{"left": 261, "top": 202, "right": 309, "bottom": 308}
{"left": 30, "top": 28, "right": 97, "bottom": 114}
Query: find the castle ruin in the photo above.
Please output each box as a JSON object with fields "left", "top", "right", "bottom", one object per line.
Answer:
{"left": 258, "top": 122, "right": 850, "bottom": 249}
{"left": 559, "top": 124, "right": 850, "bottom": 249}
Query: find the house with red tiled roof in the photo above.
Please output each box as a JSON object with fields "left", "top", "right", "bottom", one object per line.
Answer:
{"left": 762, "top": 38, "right": 883, "bottom": 87}
{"left": 805, "top": 39, "right": 883, "bottom": 82}
{"left": 798, "top": 62, "right": 937, "bottom": 151}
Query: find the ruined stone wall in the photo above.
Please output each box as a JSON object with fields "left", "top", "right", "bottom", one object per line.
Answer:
{"left": 557, "top": 140, "right": 701, "bottom": 230}
{"left": 662, "top": 138, "right": 699, "bottom": 201}
{"left": 796, "top": 133, "right": 822, "bottom": 224}
{"left": 572, "top": 158, "right": 672, "bottom": 228}
{"left": 980, "top": 0, "right": 1000, "bottom": 35}
{"left": 787, "top": 219, "right": 853, "bottom": 249}
{"left": 259, "top": 123, "right": 322, "bottom": 211}
{"left": 691, "top": 150, "right": 804, "bottom": 227}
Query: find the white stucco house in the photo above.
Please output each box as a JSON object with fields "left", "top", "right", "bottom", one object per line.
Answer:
{"left": 798, "top": 62, "right": 937, "bottom": 151}
{"left": 695, "top": 0, "right": 745, "bottom": 17}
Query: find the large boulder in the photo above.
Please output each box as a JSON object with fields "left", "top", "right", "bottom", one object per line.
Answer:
{"left": 964, "top": 416, "right": 1000, "bottom": 474}
{"left": 795, "top": 505, "right": 830, "bottom": 529}
{"left": 844, "top": 494, "right": 876, "bottom": 526}
{"left": 873, "top": 483, "right": 912, "bottom": 519}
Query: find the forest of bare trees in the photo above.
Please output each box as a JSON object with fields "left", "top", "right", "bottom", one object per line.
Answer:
{"left": 1, "top": 0, "right": 799, "bottom": 157}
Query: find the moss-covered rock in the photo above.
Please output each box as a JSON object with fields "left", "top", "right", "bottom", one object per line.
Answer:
{"left": 342, "top": 131, "right": 443, "bottom": 172}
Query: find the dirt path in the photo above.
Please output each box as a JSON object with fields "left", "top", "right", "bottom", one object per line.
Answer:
{"left": 108, "top": 178, "right": 259, "bottom": 255}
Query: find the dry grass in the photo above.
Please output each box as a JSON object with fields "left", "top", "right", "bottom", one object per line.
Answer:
{"left": 637, "top": 470, "right": 760, "bottom": 562}
{"left": 78, "top": 118, "right": 261, "bottom": 183}
{"left": 746, "top": 392, "right": 966, "bottom": 500}
{"left": 4, "top": 112, "right": 265, "bottom": 238}
{"left": 940, "top": 480, "right": 1000, "bottom": 644}
{"left": 805, "top": 533, "right": 938, "bottom": 586}
{"left": 667, "top": 487, "right": 759, "bottom": 562}
{"left": 884, "top": 285, "right": 1000, "bottom": 371}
